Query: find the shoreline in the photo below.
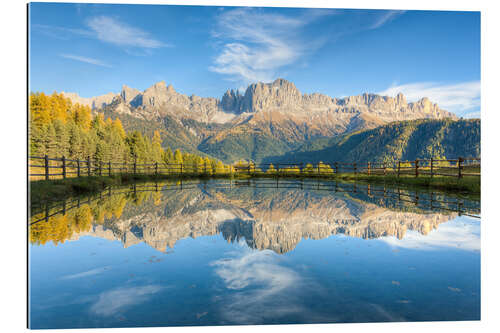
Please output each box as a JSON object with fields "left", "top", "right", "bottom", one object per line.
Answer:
{"left": 29, "top": 172, "right": 480, "bottom": 207}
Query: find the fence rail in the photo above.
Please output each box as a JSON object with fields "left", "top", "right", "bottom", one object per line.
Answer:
{"left": 28, "top": 155, "right": 480, "bottom": 181}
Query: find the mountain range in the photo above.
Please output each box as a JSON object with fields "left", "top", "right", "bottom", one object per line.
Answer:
{"left": 62, "top": 78, "right": 474, "bottom": 163}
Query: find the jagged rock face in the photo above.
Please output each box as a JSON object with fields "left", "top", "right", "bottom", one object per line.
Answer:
{"left": 61, "top": 78, "right": 458, "bottom": 162}
{"left": 121, "top": 84, "right": 142, "bottom": 106}
{"left": 221, "top": 89, "right": 243, "bottom": 113}
{"left": 62, "top": 78, "right": 456, "bottom": 125}
{"left": 61, "top": 91, "right": 117, "bottom": 110}
{"left": 237, "top": 78, "right": 303, "bottom": 113}
{"left": 70, "top": 187, "right": 457, "bottom": 254}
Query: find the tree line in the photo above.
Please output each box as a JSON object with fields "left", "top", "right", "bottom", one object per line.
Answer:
{"left": 29, "top": 92, "right": 230, "bottom": 174}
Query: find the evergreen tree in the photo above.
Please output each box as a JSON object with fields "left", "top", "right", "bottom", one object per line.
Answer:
{"left": 28, "top": 90, "right": 231, "bottom": 174}
{"left": 174, "top": 149, "right": 183, "bottom": 165}
{"left": 152, "top": 130, "right": 163, "bottom": 163}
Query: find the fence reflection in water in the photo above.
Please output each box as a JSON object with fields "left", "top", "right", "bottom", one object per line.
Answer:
{"left": 29, "top": 178, "right": 480, "bottom": 226}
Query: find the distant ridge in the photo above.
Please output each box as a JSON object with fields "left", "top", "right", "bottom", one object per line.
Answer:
{"left": 62, "top": 78, "right": 456, "bottom": 124}
{"left": 61, "top": 78, "right": 460, "bottom": 163}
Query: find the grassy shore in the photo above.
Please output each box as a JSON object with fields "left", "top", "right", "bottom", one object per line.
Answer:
{"left": 236, "top": 172, "right": 480, "bottom": 197}
{"left": 331, "top": 174, "right": 480, "bottom": 200}
{"left": 30, "top": 171, "right": 480, "bottom": 206}
{"left": 29, "top": 173, "right": 230, "bottom": 206}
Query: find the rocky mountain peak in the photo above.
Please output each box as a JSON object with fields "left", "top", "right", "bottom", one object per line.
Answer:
{"left": 221, "top": 89, "right": 243, "bottom": 112}
{"left": 167, "top": 84, "right": 176, "bottom": 94}
{"left": 396, "top": 92, "right": 407, "bottom": 105}
{"left": 239, "top": 78, "right": 302, "bottom": 113}
{"left": 120, "top": 84, "right": 141, "bottom": 105}
{"left": 61, "top": 78, "right": 457, "bottom": 128}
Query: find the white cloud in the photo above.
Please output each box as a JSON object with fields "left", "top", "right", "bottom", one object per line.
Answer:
{"left": 370, "top": 10, "right": 405, "bottom": 29}
{"left": 32, "top": 24, "right": 93, "bottom": 40}
{"left": 210, "top": 248, "right": 326, "bottom": 324}
{"left": 209, "top": 8, "right": 330, "bottom": 84}
{"left": 86, "top": 16, "right": 168, "bottom": 49}
{"left": 378, "top": 81, "right": 481, "bottom": 118}
{"left": 378, "top": 217, "right": 480, "bottom": 251}
{"left": 60, "top": 266, "right": 111, "bottom": 280}
{"left": 33, "top": 16, "right": 169, "bottom": 52}
{"left": 59, "top": 54, "right": 112, "bottom": 67}
{"left": 90, "top": 285, "right": 164, "bottom": 316}
{"left": 209, "top": 9, "right": 405, "bottom": 85}
{"left": 211, "top": 249, "right": 298, "bottom": 291}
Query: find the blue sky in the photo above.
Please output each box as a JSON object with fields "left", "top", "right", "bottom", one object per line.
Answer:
{"left": 29, "top": 3, "right": 480, "bottom": 117}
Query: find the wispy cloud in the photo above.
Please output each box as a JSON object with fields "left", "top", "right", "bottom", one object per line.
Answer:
{"left": 378, "top": 81, "right": 481, "bottom": 118}
{"left": 210, "top": 249, "right": 303, "bottom": 324}
{"left": 209, "top": 9, "right": 404, "bottom": 85}
{"left": 90, "top": 285, "right": 164, "bottom": 317}
{"left": 32, "top": 23, "right": 93, "bottom": 40}
{"left": 209, "top": 8, "right": 332, "bottom": 84}
{"left": 60, "top": 266, "right": 111, "bottom": 280}
{"left": 33, "top": 16, "right": 169, "bottom": 53}
{"left": 210, "top": 247, "right": 328, "bottom": 324}
{"left": 60, "top": 54, "right": 112, "bottom": 67}
{"left": 86, "top": 16, "right": 169, "bottom": 49}
{"left": 378, "top": 217, "right": 480, "bottom": 251}
{"left": 369, "top": 10, "right": 405, "bottom": 29}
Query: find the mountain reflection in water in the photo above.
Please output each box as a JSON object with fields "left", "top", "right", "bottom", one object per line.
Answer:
{"left": 28, "top": 179, "right": 480, "bottom": 328}
{"left": 29, "top": 179, "right": 479, "bottom": 254}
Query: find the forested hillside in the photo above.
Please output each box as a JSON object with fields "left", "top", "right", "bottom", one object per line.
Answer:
{"left": 263, "top": 119, "right": 480, "bottom": 164}
{"left": 29, "top": 91, "right": 480, "bottom": 170}
{"left": 29, "top": 92, "right": 228, "bottom": 173}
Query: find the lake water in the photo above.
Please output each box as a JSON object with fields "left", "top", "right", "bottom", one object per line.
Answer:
{"left": 28, "top": 179, "right": 481, "bottom": 329}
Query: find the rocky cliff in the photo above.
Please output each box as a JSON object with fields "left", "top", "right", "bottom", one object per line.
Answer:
{"left": 63, "top": 78, "right": 455, "bottom": 124}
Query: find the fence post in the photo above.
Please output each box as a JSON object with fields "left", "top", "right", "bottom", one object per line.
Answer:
{"left": 123, "top": 161, "right": 127, "bottom": 174}
{"left": 354, "top": 162, "right": 357, "bottom": 175}
{"left": 44, "top": 155, "right": 49, "bottom": 180}
{"left": 134, "top": 159, "right": 137, "bottom": 175}
{"left": 109, "top": 161, "right": 112, "bottom": 176}
{"left": 317, "top": 163, "right": 320, "bottom": 176}
{"left": 367, "top": 162, "right": 371, "bottom": 176}
{"left": 397, "top": 161, "right": 401, "bottom": 178}
{"left": 87, "top": 156, "right": 91, "bottom": 176}
{"left": 415, "top": 159, "right": 419, "bottom": 178}
{"left": 62, "top": 156, "right": 66, "bottom": 179}
{"left": 99, "top": 161, "right": 102, "bottom": 176}
{"left": 458, "top": 157, "right": 463, "bottom": 179}
{"left": 77, "top": 158, "right": 80, "bottom": 178}
{"left": 180, "top": 163, "right": 183, "bottom": 176}
{"left": 334, "top": 162, "right": 338, "bottom": 175}
{"left": 383, "top": 163, "right": 386, "bottom": 176}
{"left": 276, "top": 163, "right": 279, "bottom": 177}
{"left": 155, "top": 162, "right": 158, "bottom": 176}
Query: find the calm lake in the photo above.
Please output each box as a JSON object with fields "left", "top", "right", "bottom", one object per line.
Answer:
{"left": 28, "top": 179, "right": 481, "bottom": 329}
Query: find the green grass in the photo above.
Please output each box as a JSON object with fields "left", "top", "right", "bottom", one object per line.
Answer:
{"left": 330, "top": 174, "right": 480, "bottom": 199}
{"left": 235, "top": 172, "right": 480, "bottom": 197}
{"left": 29, "top": 172, "right": 235, "bottom": 206}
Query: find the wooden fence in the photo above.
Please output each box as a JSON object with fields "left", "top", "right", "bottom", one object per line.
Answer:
{"left": 29, "top": 178, "right": 480, "bottom": 225}
{"left": 28, "top": 155, "right": 480, "bottom": 181}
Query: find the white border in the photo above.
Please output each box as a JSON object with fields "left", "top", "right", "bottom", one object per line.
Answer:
{"left": 1, "top": 1, "right": 499, "bottom": 332}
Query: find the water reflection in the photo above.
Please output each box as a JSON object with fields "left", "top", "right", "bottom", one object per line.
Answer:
{"left": 28, "top": 179, "right": 480, "bottom": 328}
{"left": 29, "top": 179, "right": 479, "bottom": 253}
